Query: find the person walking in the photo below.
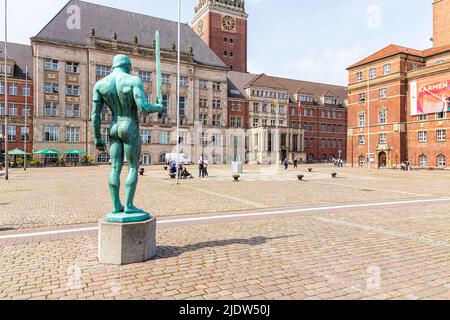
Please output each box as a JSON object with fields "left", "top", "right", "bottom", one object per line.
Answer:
{"left": 203, "top": 159, "right": 209, "bottom": 177}
{"left": 198, "top": 157, "right": 204, "bottom": 178}
{"left": 293, "top": 158, "right": 298, "bottom": 169}
{"left": 283, "top": 159, "right": 289, "bottom": 171}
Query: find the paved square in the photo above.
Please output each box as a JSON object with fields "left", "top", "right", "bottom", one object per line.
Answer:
{"left": 0, "top": 164, "right": 449, "bottom": 300}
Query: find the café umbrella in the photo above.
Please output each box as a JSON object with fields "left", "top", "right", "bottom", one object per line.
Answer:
{"left": 33, "top": 149, "right": 63, "bottom": 155}
{"left": 64, "top": 149, "right": 86, "bottom": 155}
{"left": 7, "top": 148, "right": 31, "bottom": 155}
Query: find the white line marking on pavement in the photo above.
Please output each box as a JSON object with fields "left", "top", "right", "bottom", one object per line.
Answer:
{"left": 1, "top": 197, "right": 449, "bottom": 240}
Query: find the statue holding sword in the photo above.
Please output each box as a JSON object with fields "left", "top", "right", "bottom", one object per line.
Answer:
{"left": 92, "top": 31, "right": 163, "bottom": 222}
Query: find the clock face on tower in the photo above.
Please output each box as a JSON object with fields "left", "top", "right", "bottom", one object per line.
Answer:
{"left": 222, "top": 15, "right": 236, "bottom": 32}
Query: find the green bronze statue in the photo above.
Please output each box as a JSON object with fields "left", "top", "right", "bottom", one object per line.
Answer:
{"left": 92, "top": 32, "right": 163, "bottom": 223}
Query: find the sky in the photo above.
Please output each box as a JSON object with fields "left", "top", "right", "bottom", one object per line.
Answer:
{"left": 1, "top": 0, "right": 433, "bottom": 85}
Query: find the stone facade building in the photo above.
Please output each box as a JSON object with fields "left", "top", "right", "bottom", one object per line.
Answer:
{"left": 227, "top": 71, "right": 347, "bottom": 164}
{"left": 0, "top": 42, "right": 33, "bottom": 161}
{"left": 347, "top": 0, "right": 450, "bottom": 169}
{"left": 31, "top": 0, "right": 229, "bottom": 165}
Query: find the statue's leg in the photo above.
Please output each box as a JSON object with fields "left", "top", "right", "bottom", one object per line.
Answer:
{"left": 109, "top": 137, "right": 125, "bottom": 213}
{"left": 123, "top": 125, "right": 143, "bottom": 214}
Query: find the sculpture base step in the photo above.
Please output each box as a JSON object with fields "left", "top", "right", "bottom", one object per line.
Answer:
{"left": 105, "top": 212, "right": 151, "bottom": 223}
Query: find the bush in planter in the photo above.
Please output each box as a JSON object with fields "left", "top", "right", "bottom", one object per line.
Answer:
{"left": 16, "top": 158, "right": 24, "bottom": 167}
{"left": 29, "top": 158, "right": 41, "bottom": 167}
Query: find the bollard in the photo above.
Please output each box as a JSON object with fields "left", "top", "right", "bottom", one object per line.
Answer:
{"left": 232, "top": 174, "right": 240, "bottom": 182}
{"left": 297, "top": 174, "right": 304, "bottom": 181}
{"left": 332, "top": 172, "right": 337, "bottom": 178}
{"left": 139, "top": 168, "right": 145, "bottom": 176}
{"left": 308, "top": 168, "right": 313, "bottom": 173}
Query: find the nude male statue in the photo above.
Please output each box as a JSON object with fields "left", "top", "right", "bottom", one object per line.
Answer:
{"left": 92, "top": 54, "right": 162, "bottom": 217}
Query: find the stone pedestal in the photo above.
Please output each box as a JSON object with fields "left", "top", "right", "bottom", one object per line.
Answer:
{"left": 231, "top": 161, "right": 243, "bottom": 174}
{"left": 98, "top": 218, "right": 157, "bottom": 265}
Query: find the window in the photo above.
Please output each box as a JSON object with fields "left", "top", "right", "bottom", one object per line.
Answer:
{"left": 162, "top": 74, "right": 171, "bottom": 85}
{"left": 418, "top": 131, "right": 427, "bottom": 142}
{"left": 97, "top": 153, "right": 110, "bottom": 164}
{"left": 144, "top": 92, "right": 152, "bottom": 104}
{"left": 138, "top": 71, "right": 152, "bottom": 82}
{"left": 66, "top": 85, "right": 80, "bottom": 96}
{"left": 179, "top": 76, "right": 189, "bottom": 87}
{"left": 179, "top": 131, "right": 188, "bottom": 145}
{"left": 159, "top": 131, "right": 169, "bottom": 145}
{"left": 199, "top": 80, "right": 208, "bottom": 89}
{"left": 419, "top": 114, "right": 427, "bottom": 121}
{"left": 253, "top": 118, "right": 259, "bottom": 127}
{"left": 359, "top": 135, "right": 365, "bottom": 145}
{"left": 22, "top": 85, "right": 31, "bottom": 97}
{"left": 379, "top": 109, "right": 387, "bottom": 124}
{"left": 325, "top": 97, "right": 339, "bottom": 105}
{"left": 141, "top": 130, "right": 152, "bottom": 145}
{"left": 235, "top": 117, "right": 242, "bottom": 128}
{"left": 211, "top": 133, "right": 223, "bottom": 147}
{"left": 253, "top": 103, "right": 259, "bottom": 112}
{"left": 359, "top": 155, "right": 366, "bottom": 167}
{"left": 379, "top": 88, "right": 387, "bottom": 99}
{"left": 21, "top": 127, "right": 30, "bottom": 142}
{"left": 356, "top": 72, "right": 363, "bottom": 82}
{"left": 419, "top": 155, "right": 428, "bottom": 166}
{"left": 321, "top": 124, "right": 325, "bottom": 132}
{"left": 199, "top": 98, "right": 208, "bottom": 108}
{"left": 383, "top": 64, "right": 391, "bottom": 75}
{"left": 179, "top": 96, "right": 186, "bottom": 116}
{"left": 44, "top": 83, "right": 59, "bottom": 94}
{"left": 1, "top": 65, "right": 12, "bottom": 74}
{"left": 358, "top": 114, "right": 365, "bottom": 127}
{"left": 436, "top": 112, "right": 445, "bottom": 119}
{"left": 161, "top": 95, "right": 169, "bottom": 114}
{"left": 7, "top": 125, "right": 16, "bottom": 141}
{"left": 438, "top": 155, "right": 446, "bottom": 167}
{"left": 96, "top": 66, "right": 111, "bottom": 77}
{"left": 66, "top": 62, "right": 79, "bottom": 73}
{"left": 199, "top": 114, "right": 208, "bottom": 125}
{"left": 321, "top": 139, "right": 326, "bottom": 148}
{"left": 212, "top": 100, "right": 221, "bottom": 109}
{"left": 66, "top": 127, "right": 81, "bottom": 143}
{"left": 358, "top": 92, "right": 366, "bottom": 102}
{"left": 0, "top": 82, "right": 4, "bottom": 94}
{"left": 224, "top": 51, "right": 228, "bottom": 57}
{"left": 101, "top": 128, "right": 110, "bottom": 143}
{"left": 369, "top": 68, "right": 376, "bottom": 79}
{"left": 9, "top": 104, "right": 18, "bottom": 116}
{"left": 212, "top": 115, "right": 221, "bottom": 126}
{"left": 200, "top": 133, "right": 208, "bottom": 147}
{"left": 44, "top": 58, "right": 59, "bottom": 71}
{"left": 44, "top": 125, "right": 60, "bottom": 142}
{"left": 379, "top": 133, "right": 387, "bottom": 144}
{"left": 44, "top": 102, "right": 59, "bottom": 117}
{"left": 212, "top": 82, "right": 221, "bottom": 90}
{"left": 0, "top": 103, "right": 3, "bottom": 115}
{"left": 22, "top": 104, "right": 31, "bottom": 117}
{"left": 437, "top": 129, "right": 446, "bottom": 142}
{"left": 9, "top": 83, "right": 18, "bottom": 95}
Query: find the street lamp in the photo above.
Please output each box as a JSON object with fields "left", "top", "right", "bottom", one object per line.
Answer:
{"left": 0, "top": 133, "right": 3, "bottom": 170}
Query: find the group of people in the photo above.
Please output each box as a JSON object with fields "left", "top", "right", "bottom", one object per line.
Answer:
{"left": 333, "top": 159, "right": 345, "bottom": 167}
{"left": 283, "top": 158, "right": 301, "bottom": 170}
{"left": 400, "top": 161, "right": 413, "bottom": 171}
{"left": 198, "top": 158, "right": 209, "bottom": 178}
{"left": 168, "top": 159, "right": 194, "bottom": 179}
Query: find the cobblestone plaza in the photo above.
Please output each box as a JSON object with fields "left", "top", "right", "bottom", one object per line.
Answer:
{"left": 0, "top": 164, "right": 449, "bottom": 300}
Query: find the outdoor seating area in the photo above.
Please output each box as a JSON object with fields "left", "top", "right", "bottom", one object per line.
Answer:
{"left": 1, "top": 148, "right": 93, "bottom": 168}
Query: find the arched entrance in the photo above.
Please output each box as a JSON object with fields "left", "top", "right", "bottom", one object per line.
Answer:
{"left": 378, "top": 152, "right": 387, "bottom": 168}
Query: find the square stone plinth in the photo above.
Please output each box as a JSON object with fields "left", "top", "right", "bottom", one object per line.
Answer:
{"left": 98, "top": 218, "right": 157, "bottom": 265}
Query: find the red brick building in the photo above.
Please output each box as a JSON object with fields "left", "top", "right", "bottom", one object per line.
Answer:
{"left": 347, "top": 0, "right": 450, "bottom": 169}
{"left": 0, "top": 42, "right": 33, "bottom": 163}
{"left": 192, "top": 0, "right": 248, "bottom": 73}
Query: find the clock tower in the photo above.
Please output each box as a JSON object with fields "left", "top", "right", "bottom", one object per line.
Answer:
{"left": 192, "top": 0, "right": 248, "bottom": 73}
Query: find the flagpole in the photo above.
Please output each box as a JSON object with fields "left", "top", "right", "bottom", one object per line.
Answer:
{"left": 175, "top": 0, "right": 181, "bottom": 185}
{"left": 24, "top": 65, "right": 28, "bottom": 171}
{"left": 4, "top": 0, "right": 9, "bottom": 180}
{"left": 367, "top": 66, "right": 371, "bottom": 171}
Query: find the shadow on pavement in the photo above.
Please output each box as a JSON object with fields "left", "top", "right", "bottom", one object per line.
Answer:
{"left": 154, "top": 234, "right": 300, "bottom": 260}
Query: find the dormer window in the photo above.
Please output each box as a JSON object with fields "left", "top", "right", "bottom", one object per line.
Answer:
{"left": 1, "top": 64, "right": 12, "bottom": 75}
{"left": 324, "top": 96, "right": 339, "bottom": 105}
